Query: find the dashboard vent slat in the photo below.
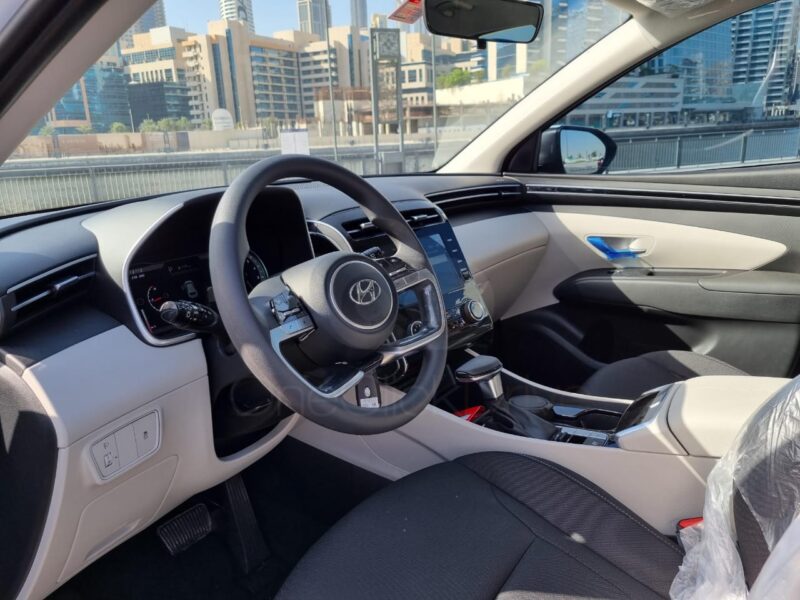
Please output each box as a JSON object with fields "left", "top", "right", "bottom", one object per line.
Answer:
{"left": 1, "top": 255, "right": 97, "bottom": 336}
{"left": 342, "top": 207, "right": 443, "bottom": 242}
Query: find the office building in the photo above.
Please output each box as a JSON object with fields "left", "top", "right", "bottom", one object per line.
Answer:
{"left": 647, "top": 21, "right": 733, "bottom": 105}
{"left": 120, "top": 0, "right": 167, "bottom": 48}
{"left": 219, "top": 0, "right": 255, "bottom": 33}
{"left": 46, "top": 54, "right": 130, "bottom": 132}
{"left": 351, "top": 0, "right": 368, "bottom": 29}
{"left": 731, "top": 0, "right": 800, "bottom": 110}
{"left": 128, "top": 81, "right": 191, "bottom": 124}
{"left": 298, "top": 0, "right": 330, "bottom": 39}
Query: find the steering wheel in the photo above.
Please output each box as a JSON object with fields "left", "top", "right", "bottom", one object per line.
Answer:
{"left": 209, "top": 155, "right": 448, "bottom": 435}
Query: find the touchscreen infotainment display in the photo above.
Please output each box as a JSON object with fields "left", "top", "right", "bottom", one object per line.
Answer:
{"left": 419, "top": 231, "right": 464, "bottom": 294}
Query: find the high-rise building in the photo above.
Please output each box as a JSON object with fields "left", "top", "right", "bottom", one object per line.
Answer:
{"left": 219, "top": 0, "right": 255, "bottom": 33}
{"left": 647, "top": 22, "right": 733, "bottom": 105}
{"left": 731, "top": 0, "right": 800, "bottom": 110}
{"left": 46, "top": 54, "right": 131, "bottom": 132}
{"left": 298, "top": 0, "right": 330, "bottom": 39}
{"left": 351, "top": 0, "right": 368, "bottom": 29}
{"left": 120, "top": 0, "right": 167, "bottom": 48}
{"left": 128, "top": 81, "right": 191, "bottom": 124}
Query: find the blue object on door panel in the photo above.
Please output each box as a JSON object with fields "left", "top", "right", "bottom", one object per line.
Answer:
{"left": 586, "top": 236, "right": 644, "bottom": 260}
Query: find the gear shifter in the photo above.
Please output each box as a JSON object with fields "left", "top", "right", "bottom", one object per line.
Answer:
{"left": 455, "top": 355, "right": 556, "bottom": 440}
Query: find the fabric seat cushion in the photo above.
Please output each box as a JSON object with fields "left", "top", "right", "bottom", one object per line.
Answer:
{"left": 276, "top": 452, "right": 683, "bottom": 600}
{"left": 580, "top": 350, "right": 746, "bottom": 399}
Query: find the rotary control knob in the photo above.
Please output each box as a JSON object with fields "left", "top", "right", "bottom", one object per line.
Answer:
{"left": 461, "top": 299, "right": 486, "bottom": 324}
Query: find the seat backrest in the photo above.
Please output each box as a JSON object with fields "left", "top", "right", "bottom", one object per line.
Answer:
{"left": 732, "top": 387, "right": 800, "bottom": 587}
{"left": 670, "top": 378, "right": 800, "bottom": 599}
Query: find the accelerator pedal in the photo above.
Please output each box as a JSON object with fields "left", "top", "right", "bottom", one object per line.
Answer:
{"left": 156, "top": 503, "right": 213, "bottom": 555}
{"left": 222, "top": 474, "right": 270, "bottom": 574}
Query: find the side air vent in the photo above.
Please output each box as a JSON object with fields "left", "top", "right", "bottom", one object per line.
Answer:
{"left": 0, "top": 255, "right": 97, "bottom": 336}
{"left": 342, "top": 207, "right": 443, "bottom": 242}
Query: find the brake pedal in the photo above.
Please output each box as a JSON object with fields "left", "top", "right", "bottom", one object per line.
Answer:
{"left": 156, "top": 503, "right": 213, "bottom": 556}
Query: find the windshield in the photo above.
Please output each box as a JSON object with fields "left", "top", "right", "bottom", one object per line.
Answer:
{"left": 0, "top": 0, "right": 627, "bottom": 217}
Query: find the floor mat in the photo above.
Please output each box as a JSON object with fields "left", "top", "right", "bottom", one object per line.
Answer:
{"left": 49, "top": 439, "right": 387, "bottom": 600}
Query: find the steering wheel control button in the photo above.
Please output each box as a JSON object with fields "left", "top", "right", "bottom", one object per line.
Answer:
{"left": 280, "top": 314, "right": 314, "bottom": 337}
{"left": 356, "top": 375, "right": 381, "bottom": 408}
{"left": 271, "top": 291, "right": 304, "bottom": 324}
{"left": 378, "top": 256, "right": 409, "bottom": 277}
{"left": 329, "top": 260, "right": 395, "bottom": 331}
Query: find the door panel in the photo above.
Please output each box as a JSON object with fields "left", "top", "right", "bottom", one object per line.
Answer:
{"left": 476, "top": 176, "right": 800, "bottom": 391}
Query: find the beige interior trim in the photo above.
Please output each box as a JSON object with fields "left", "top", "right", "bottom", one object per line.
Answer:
{"left": 453, "top": 213, "right": 549, "bottom": 318}
{"left": 667, "top": 376, "right": 789, "bottom": 458}
{"left": 18, "top": 328, "right": 298, "bottom": 600}
{"left": 504, "top": 211, "right": 787, "bottom": 318}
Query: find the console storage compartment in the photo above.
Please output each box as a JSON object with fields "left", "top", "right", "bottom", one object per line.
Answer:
{"left": 667, "top": 376, "right": 789, "bottom": 457}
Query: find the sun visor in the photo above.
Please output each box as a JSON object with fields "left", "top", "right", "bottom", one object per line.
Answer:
{"left": 635, "top": 0, "right": 717, "bottom": 17}
{"left": 670, "top": 378, "right": 800, "bottom": 599}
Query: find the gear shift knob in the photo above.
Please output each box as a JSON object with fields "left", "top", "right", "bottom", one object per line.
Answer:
{"left": 455, "top": 355, "right": 504, "bottom": 400}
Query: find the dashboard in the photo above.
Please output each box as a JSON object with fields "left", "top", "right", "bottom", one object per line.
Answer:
{"left": 127, "top": 188, "right": 314, "bottom": 341}
{"left": 0, "top": 173, "right": 524, "bottom": 600}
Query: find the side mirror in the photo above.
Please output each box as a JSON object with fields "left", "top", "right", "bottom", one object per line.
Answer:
{"left": 538, "top": 126, "right": 617, "bottom": 175}
{"left": 425, "top": 0, "right": 544, "bottom": 45}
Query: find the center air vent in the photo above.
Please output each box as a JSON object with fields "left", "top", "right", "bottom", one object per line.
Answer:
{"left": 0, "top": 255, "right": 97, "bottom": 336}
{"left": 342, "top": 207, "right": 443, "bottom": 243}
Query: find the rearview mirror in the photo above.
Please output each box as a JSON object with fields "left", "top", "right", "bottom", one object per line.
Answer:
{"left": 538, "top": 126, "right": 617, "bottom": 175}
{"left": 425, "top": 0, "right": 544, "bottom": 45}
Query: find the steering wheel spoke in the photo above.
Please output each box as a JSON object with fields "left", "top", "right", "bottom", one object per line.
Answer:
{"left": 379, "top": 267, "right": 446, "bottom": 365}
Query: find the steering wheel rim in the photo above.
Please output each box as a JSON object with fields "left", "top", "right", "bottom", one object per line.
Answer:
{"left": 209, "top": 155, "right": 448, "bottom": 435}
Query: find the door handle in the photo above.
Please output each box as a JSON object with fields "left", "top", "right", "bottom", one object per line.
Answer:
{"left": 586, "top": 236, "right": 647, "bottom": 261}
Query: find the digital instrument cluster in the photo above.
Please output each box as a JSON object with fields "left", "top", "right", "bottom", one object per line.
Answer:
{"left": 129, "top": 252, "right": 268, "bottom": 336}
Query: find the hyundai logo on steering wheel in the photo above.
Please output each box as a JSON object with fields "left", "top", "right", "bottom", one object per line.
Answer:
{"left": 349, "top": 279, "right": 382, "bottom": 305}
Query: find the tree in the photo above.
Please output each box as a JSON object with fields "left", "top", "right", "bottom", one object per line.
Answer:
{"left": 156, "top": 118, "right": 174, "bottom": 132}
{"left": 436, "top": 68, "right": 474, "bottom": 89}
{"left": 109, "top": 122, "right": 130, "bottom": 133}
{"left": 38, "top": 124, "right": 56, "bottom": 136}
{"left": 175, "top": 117, "right": 192, "bottom": 131}
{"left": 200, "top": 118, "right": 213, "bottom": 131}
{"left": 471, "top": 69, "right": 486, "bottom": 84}
{"left": 139, "top": 119, "right": 158, "bottom": 133}
{"left": 76, "top": 124, "right": 94, "bottom": 134}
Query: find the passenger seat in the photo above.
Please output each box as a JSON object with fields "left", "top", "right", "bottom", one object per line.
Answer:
{"left": 580, "top": 350, "right": 747, "bottom": 399}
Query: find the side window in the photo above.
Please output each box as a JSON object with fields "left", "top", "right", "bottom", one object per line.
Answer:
{"left": 544, "top": 0, "right": 800, "bottom": 175}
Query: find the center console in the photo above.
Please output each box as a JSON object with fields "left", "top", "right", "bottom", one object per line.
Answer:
{"left": 446, "top": 354, "right": 789, "bottom": 458}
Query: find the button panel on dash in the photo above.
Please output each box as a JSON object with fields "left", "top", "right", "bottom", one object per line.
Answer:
{"left": 90, "top": 411, "right": 161, "bottom": 480}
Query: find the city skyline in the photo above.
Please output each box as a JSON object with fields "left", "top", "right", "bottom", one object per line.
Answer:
{"left": 165, "top": 0, "right": 397, "bottom": 38}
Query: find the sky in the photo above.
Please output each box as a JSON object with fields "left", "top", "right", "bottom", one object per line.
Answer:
{"left": 165, "top": 0, "right": 400, "bottom": 37}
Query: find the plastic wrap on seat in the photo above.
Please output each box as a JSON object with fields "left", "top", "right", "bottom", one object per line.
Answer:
{"left": 670, "top": 378, "right": 800, "bottom": 599}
